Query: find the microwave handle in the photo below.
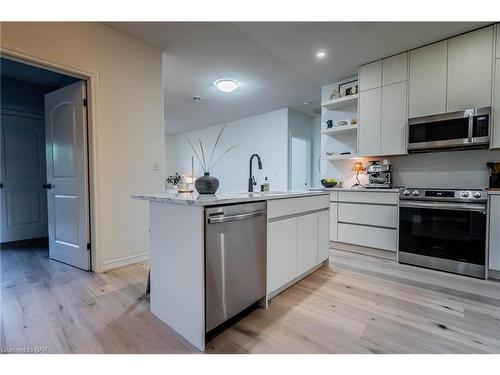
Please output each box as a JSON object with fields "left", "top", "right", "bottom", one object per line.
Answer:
{"left": 468, "top": 111, "right": 474, "bottom": 143}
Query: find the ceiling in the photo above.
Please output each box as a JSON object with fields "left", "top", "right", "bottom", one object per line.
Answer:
{"left": 0, "top": 57, "right": 79, "bottom": 89}
{"left": 109, "top": 22, "right": 487, "bottom": 134}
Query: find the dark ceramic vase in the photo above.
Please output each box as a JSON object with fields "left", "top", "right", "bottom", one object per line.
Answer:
{"left": 195, "top": 173, "right": 219, "bottom": 194}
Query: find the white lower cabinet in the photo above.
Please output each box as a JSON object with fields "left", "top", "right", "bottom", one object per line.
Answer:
{"left": 338, "top": 203, "right": 398, "bottom": 228}
{"left": 334, "top": 191, "right": 399, "bottom": 252}
{"left": 329, "top": 202, "right": 338, "bottom": 241}
{"left": 268, "top": 218, "right": 297, "bottom": 293}
{"left": 267, "top": 196, "right": 329, "bottom": 295}
{"left": 489, "top": 196, "right": 500, "bottom": 271}
{"left": 338, "top": 223, "right": 397, "bottom": 252}
{"left": 297, "top": 214, "right": 318, "bottom": 275}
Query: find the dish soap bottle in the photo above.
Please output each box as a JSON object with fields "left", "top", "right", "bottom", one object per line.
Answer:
{"left": 263, "top": 177, "right": 270, "bottom": 192}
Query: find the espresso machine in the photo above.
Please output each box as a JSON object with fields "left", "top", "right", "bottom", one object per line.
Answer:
{"left": 365, "top": 160, "right": 392, "bottom": 189}
{"left": 487, "top": 162, "right": 500, "bottom": 189}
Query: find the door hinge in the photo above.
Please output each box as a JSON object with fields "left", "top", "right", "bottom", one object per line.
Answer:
{"left": 87, "top": 243, "right": 91, "bottom": 250}
{"left": 83, "top": 99, "right": 88, "bottom": 107}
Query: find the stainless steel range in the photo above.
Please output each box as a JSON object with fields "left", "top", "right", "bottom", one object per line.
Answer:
{"left": 398, "top": 188, "right": 488, "bottom": 278}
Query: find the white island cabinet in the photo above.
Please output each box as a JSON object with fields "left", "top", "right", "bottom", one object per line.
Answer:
{"left": 267, "top": 195, "right": 330, "bottom": 297}
{"left": 132, "top": 191, "right": 330, "bottom": 351}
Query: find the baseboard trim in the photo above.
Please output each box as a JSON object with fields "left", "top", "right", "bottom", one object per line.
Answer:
{"left": 331, "top": 241, "right": 397, "bottom": 261}
{"left": 488, "top": 269, "right": 500, "bottom": 281}
{"left": 267, "top": 260, "right": 327, "bottom": 300}
{"left": 101, "top": 252, "right": 150, "bottom": 272}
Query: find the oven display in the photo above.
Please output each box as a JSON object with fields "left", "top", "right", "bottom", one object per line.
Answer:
{"left": 425, "top": 191, "right": 454, "bottom": 198}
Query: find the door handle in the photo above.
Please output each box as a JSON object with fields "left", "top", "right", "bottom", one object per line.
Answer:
{"left": 42, "top": 183, "right": 53, "bottom": 189}
{"left": 208, "top": 210, "right": 266, "bottom": 224}
{"left": 0, "top": 183, "right": 3, "bottom": 188}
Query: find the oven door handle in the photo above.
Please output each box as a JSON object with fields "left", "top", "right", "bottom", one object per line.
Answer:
{"left": 400, "top": 201, "right": 486, "bottom": 213}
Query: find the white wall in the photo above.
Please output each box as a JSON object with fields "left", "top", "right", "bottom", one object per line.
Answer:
{"left": 1, "top": 22, "right": 165, "bottom": 271}
{"left": 167, "top": 109, "right": 289, "bottom": 192}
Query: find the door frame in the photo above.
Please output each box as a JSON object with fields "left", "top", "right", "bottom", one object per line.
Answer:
{"left": 1, "top": 47, "right": 101, "bottom": 272}
{"left": 288, "top": 132, "right": 312, "bottom": 191}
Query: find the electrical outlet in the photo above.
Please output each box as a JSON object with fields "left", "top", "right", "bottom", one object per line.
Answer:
{"left": 153, "top": 161, "right": 160, "bottom": 171}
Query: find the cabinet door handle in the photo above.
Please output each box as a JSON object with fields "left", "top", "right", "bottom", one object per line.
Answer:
{"left": 42, "top": 183, "right": 53, "bottom": 189}
{"left": 0, "top": 182, "right": 3, "bottom": 188}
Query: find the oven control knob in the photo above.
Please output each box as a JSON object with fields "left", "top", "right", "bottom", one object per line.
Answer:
{"left": 461, "top": 192, "right": 470, "bottom": 198}
{"left": 412, "top": 190, "right": 420, "bottom": 196}
{"left": 473, "top": 192, "right": 482, "bottom": 198}
{"left": 403, "top": 190, "right": 410, "bottom": 196}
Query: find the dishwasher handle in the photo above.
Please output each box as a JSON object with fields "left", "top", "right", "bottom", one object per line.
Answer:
{"left": 208, "top": 210, "right": 266, "bottom": 224}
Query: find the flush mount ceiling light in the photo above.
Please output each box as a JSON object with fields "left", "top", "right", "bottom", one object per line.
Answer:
{"left": 214, "top": 78, "right": 239, "bottom": 93}
{"left": 315, "top": 50, "right": 327, "bottom": 59}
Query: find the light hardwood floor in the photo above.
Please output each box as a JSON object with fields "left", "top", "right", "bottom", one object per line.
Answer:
{"left": 2, "top": 240, "right": 500, "bottom": 354}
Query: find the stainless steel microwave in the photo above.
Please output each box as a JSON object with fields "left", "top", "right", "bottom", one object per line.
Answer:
{"left": 407, "top": 107, "right": 491, "bottom": 153}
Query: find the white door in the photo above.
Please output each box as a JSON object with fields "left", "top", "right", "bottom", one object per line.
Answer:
{"left": 0, "top": 113, "right": 48, "bottom": 242}
{"left": 45, "top": 81, "right": 90, "bottom": 270}
{"left": 291, "top": 137, "right": 309, "bottom": 191}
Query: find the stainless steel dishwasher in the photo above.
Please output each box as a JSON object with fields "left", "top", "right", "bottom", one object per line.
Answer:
{"left": 205, "top": 201, "right": 267, "bottom": 332}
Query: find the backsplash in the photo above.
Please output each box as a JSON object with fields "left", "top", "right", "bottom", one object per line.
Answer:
{"left": 320, "top": 149, "right": 500, "bottom": 189}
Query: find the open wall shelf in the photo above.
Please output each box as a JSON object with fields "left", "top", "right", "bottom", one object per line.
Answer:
{"left": 321, "top": 94, "right": 358, "bottom": 111}
{"left": 321, "top": 124, "right": 358, "bottom": 136}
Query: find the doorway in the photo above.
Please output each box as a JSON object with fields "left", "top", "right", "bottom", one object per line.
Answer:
{"left": 0, "top": 57, "right": 92, "bottom": 270}
{"left": 290, "top": 136, "right": 311, "bottom": 191}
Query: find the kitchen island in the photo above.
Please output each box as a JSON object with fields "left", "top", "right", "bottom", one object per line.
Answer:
{"left": 133, "top": 190, "right": 330, "bottom": 351}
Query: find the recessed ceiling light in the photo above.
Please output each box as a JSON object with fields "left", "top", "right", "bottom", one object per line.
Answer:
{"left": 315, "top": 50, "right": 327, "bottom": 59}
{"left": 214, "top": 79, "right": 238, "bottom": 93}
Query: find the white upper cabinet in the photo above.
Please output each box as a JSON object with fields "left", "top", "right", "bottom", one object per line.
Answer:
{"left": 381, "top": 82, "right": 408, "bottom": 155}
{"left": 359, "top": 60, "right": 382, "bottom": 91}
{"left": 496, "top": 24, "right": 500, "bottom": 59}
{"left": 447, "top": 26, "right": 494, "bottom": 112}
{"left": 382, "top": 52, "right": 408, "bottom": 86}
{"left": 358, "top": 52, "right": 408, "bottom": 157}
{"left": 493, "top": 59, "right": 500, "bottom": 149}
{"left": 409, "top": 40, "right": 448, "bottom": 118}
{"left": 358, "top": 88, "right": 382, "bottom": 156}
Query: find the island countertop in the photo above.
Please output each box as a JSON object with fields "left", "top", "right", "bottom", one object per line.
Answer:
{"left": 132, "top": 190, "right": 330, "bottom": 206}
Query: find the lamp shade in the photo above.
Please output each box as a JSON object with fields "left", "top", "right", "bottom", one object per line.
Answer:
{"left": 351, "top": 162, "right": 364, "bottom": 172}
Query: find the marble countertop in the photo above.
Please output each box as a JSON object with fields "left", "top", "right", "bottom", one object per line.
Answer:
{"left": 132, "top": 190, "right": 330, "bottom": 206}
{"left": 309, "top": 187, "right": 401, "bottom": 193}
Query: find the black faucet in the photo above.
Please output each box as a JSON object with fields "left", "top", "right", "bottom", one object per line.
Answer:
{"left": 248, "top": 154, "right": 263, "bottom": 192}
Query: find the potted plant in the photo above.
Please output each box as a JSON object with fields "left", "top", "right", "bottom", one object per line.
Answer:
{"left": 166, "top": 173, "right": 182, "bottom": 190}
{"left": 186, "top": 125, "right": 237, "bottom": 194}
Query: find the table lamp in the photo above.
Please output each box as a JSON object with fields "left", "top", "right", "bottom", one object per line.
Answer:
{"left": 351, "top": 162, "right": 364, "bottom": 188}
